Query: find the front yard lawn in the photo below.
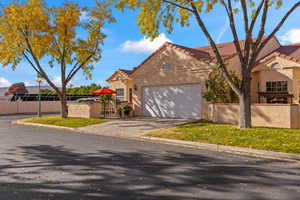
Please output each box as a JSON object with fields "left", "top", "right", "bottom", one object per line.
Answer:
{"left": 147, "top": 120, "right": 300, "bottom": 154}
{"left": 22, "top": 116, "right": 108, "bottom": 128}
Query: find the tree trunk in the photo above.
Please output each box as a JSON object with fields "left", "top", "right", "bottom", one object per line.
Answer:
{"left": 60, "top": 85, "right": 68, "bottom": 119}
{"left": 60, "top": 95, "right": 68, "bottom": 118}
{"left": 239, "top": 79, "right": 252, "bottom": 129}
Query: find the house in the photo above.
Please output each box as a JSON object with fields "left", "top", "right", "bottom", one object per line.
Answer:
{"left": 107, "top": 36, "right": 300, "bottom": 119}
{"left": 107, "top": 69, "right": 133, "bottom": 103}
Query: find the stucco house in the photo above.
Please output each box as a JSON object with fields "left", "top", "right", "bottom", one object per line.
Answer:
{"left": 107, "top": 36, "right": 300, "bottom": 120}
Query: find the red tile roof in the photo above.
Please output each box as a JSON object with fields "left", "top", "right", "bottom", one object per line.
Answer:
{"left": 259, "top": 43, "right": 300, "bottom": 65}
{"left": 195, "top": 40, "right": 245, "bottom": 59}
{"left": 129, "top": 39, "right": 256, "bottom": 74}
{"left": 165, "top": 42, "right": 212, "bottom": 63}
{"left": 108, "top": 37, "right": 300, "bottom": 80}
{"left": 128, "top": 42, "right": 214, "bottom": 75}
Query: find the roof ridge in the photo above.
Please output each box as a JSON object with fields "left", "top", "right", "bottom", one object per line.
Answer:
{"left": 258, "top": 45, "right": 300, "bottom": 65}
{"left": 195, "top": 35, "right": 271, "bottom": 49}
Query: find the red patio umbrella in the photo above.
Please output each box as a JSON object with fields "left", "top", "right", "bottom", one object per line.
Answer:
{"left": 91, "top": 88, "right": 116, "bottom": 95}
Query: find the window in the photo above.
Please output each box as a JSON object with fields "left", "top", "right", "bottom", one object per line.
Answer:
{"left": 161, "top": 62, "right": 172, "bottom": 70}
{"left": 266, "top": 81, "right": 288, "bottom": 92}
{"left": 271, "top": 62, "right": 280, "bottom": 69}
{"left": 116, "top": 88, "right": 124, "bottom": 101}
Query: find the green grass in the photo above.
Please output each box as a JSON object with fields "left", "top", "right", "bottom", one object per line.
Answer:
{"left": 23, "top": 116, "right": 108, "bottom": 128}
{"left": 147, "top": 120, "right": 300, "bottom": 154}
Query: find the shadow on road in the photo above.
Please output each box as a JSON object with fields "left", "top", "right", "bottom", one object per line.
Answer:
{"left": 0, "top": 144, "right": 299, "bottom": 200}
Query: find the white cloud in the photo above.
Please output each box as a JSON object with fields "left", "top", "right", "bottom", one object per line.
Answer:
{"left": 0, "top": 77, "right": 11, "bottom": 87}
{"left": 120, "top": 33, "right": 172, "bottom": 54}
{"left": 52, "top": 76, "right": 62, "bottom": 86}
{"left": 51, "top": 76, "right": 73, "bottom": 87}
{"left": 279, "top": 29, "right": 300, "bottom": 44}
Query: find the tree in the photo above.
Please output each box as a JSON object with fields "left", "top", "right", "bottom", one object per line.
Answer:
{"left": 67, "top": 83, "right": 101, "bottom": 95}
{"left": 41, "top": 83, "right": 102, "bottom": 95}
{"left": 0, "top": 0, "right": 114, "bottom": 118}
{"left": 113, "top": 0, "right": 300, "bottom": 128}
{"left": 203, "top": 69, "right": 240, "bottom": 104}
{"left": 99, "top": 94, "right": 113, "bottom": 117}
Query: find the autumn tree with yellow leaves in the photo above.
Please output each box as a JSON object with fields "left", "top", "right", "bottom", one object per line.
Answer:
{"left": 0, "top": 0, "right": 115, "bottom": 118}
{"left": 113, "top": 0, "right": 300, "bottom": 128}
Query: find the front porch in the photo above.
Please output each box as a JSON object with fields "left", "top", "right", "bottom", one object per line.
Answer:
{"left": 257, "top": 91, "right": 294, "bottom": 104}
{"left": 251, "top": 57, "right": 300, "bottom": 104}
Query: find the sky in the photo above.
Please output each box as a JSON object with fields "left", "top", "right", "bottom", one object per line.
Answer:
{"left": 0, "top": 0, "right": 300, "bottom": 88}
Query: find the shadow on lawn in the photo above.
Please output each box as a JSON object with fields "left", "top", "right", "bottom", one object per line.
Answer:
{"left": 0, "top": 145, "right": 300, "bottom": 200}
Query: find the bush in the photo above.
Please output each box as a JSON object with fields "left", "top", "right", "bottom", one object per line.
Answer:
{"left": 203, "top": 68, "right": 240, "bottom": 103}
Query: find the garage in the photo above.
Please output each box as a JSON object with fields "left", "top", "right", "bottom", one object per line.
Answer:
{"left": 143, "top": 84, "right": 202, "bottom": 119}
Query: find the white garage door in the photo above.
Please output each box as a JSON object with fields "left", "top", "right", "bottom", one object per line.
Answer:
{"left": 143, "top": 84, "right": 202, "bottom": 119}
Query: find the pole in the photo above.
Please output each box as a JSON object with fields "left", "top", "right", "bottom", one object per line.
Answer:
{"left": 38, "top": 81, "right": 42, "bottom": 117}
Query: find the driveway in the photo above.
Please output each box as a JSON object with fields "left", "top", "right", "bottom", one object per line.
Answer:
{"left": 1, "top": 115, "right": 300, "bottom": 200}
{"left": 77, "top": 117, "right": 193, "bottom": 138}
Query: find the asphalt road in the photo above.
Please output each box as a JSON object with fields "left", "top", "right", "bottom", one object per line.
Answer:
{"left": 0, "top": 115, "right": 300, "bottom": 200}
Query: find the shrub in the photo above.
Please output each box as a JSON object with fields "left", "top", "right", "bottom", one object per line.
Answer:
{"left": 203, "top": 68, "right": 240, "bottom": 103}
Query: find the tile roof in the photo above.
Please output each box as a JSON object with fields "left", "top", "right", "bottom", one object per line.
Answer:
{"left": 129, "top": 42, "right": 214, "bottom": 75}
{"left": 119, "top": 69, "right": 133, "bottom": 75}
{"left": 109, "top": 36, "right": 300, "bottom": 80}
{"left": 106, "top": 68, "right": 133, "bottom": 81}
{"left": 165, "top": 42, "right": 212, "bottom": 63}
{"left": 195, "top": 40, "right": 245, "bottom": 59}
{"left": 259, "top": 43, "right": 300, "bottom": 65}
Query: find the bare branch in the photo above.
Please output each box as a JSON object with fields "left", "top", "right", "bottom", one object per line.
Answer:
{"left": 163, "top": 0, "right": 193, "bottom": 12}
{"left": 258, "top": 1, "right": 300, "bottom": 53}
{"left": 240, "top": 0, "right": 249, "bottom": 34}
{"left": 22, "top": 35, "right": 62, "bottom": 95}
{"left": 65, "top": 54, "right": 94, "bottom": 84}
{"left": 253, "top": 0, "right": 269, "bottom": 51}
{"left": 249, "top": 0, "right": 265, "bottom": 33}
{"left": 66, "top": 62, "right": 80, "bottom": 81}
{"left": 189, "top": 0, "right": 241, "bottom": 95}
{"left": 22, "top": 51, "right": 40, "bottom": 74}
{"left": 240, "top": 0, "right": 253, "bottom": 68}
{"left": 222, "top": 0, "right": 244, "bottom": 66}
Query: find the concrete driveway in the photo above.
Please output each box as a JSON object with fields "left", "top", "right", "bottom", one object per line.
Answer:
{"left": 77, "top": 117, "right": 193, "bottom": 138}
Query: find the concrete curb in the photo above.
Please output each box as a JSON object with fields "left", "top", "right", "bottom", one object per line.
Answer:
{"left": 13, "top": 120, "right": 300, "bottom": 162}
{"left": 138, "top": 136, "right": 300, "bottom": 162}
{"left": 12, "top": 120, "right": 77, "bottom": 132}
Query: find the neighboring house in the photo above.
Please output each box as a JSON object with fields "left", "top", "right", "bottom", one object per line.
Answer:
{"left": 107, "top": 36, "right": 300, "bottom": 119}
{"left": 107, "top": 69, "right": 133, "bottom": 102}
{"left": 0, "top": 85, "right": 53, "bottom": 101}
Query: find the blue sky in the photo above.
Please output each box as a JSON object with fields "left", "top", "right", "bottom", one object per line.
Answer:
{"left": 0, "top": 0, "right": 299, "bottom": 88}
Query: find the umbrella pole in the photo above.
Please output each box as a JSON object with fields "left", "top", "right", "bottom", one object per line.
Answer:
{"left": 115, "top": 95, "right": 117, "bottom": 118}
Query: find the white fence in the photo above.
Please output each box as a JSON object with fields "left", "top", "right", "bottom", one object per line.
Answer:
{"left": 0, "top": 101, "right": 61, "bottom": 115}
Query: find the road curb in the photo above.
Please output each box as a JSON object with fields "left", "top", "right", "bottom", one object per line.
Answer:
{"left": 12, "top": 120, "right": 77, "bottom": 132}
{"left": 138, "top": 136, "right": 300, "bottom": 162}
{"left": 12, "top": 119, "right": 300, "bottom": 162}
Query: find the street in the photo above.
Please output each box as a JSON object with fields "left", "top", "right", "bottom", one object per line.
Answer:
{"left": 0, "top": 115, "right": 300, "bottom": 200}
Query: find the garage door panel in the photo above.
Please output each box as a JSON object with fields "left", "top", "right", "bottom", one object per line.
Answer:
{"left": 143, "top": 84, "right": 202, "bottom": 119}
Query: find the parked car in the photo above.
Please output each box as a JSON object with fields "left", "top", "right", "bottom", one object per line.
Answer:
{"left": 75, "top": 97, "right": 99, "bottom": 103}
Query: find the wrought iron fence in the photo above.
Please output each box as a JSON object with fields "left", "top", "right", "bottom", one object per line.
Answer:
{"left": 9, "top": 94, "right": 98, "bottom": 102}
